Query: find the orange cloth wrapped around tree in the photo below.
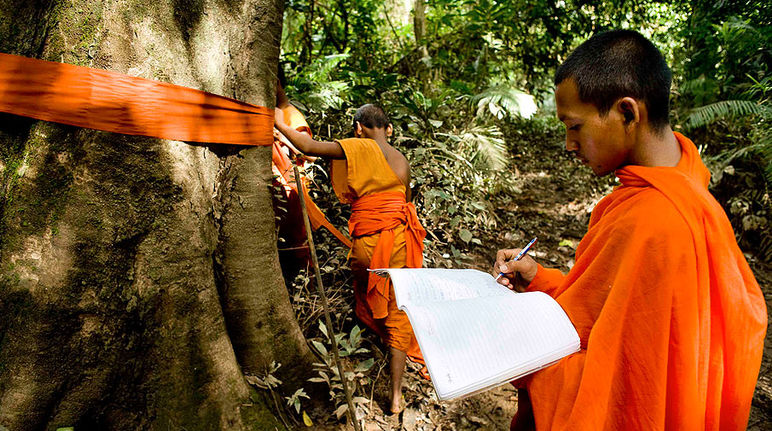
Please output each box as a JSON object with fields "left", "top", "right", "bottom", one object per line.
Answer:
{"left": 518, "top": 133, "right": 766, "bottom": 430}
{"left": 331, "top": 138, "right": 426, "bottom": 362}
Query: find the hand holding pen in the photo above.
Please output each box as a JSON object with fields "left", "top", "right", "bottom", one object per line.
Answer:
{"left": 494, "top": 237, "right": 538, "bottom": 292}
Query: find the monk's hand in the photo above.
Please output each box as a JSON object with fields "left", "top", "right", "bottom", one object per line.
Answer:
{"left": 494, "top": 249, "right": 538, "bottom": 292}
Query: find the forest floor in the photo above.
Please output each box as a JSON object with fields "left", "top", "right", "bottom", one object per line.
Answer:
{"left": 294, "top": 131, "right": 772, "bottom": 430}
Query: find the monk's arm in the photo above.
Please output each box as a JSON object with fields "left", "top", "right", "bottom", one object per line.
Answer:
{"left": 274, "top": 110, "right": 345, "bottom": 159}
{"left": 275, "top": 79, "right": 290, "bottom": 109}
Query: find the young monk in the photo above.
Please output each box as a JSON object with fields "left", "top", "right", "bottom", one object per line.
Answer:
{"left": 274, "top": 103, "right": 426, "bottom": 414}
{"left": 496, "top": 30, "right": 766, "bottom": 431}
{"left": 272, "top": 79, "right": 315, "bottom": 274}
{"left": 272, "top": 79, "right": 352, "bottom": 279}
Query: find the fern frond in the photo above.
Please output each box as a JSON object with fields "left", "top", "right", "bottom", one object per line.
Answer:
{"left": 685, "top": 100, "right": 767, "bottom": 130}
{"left": 458, "top": 126, "right": 508, "bottom": 171}
{"left": 471, "top": 86, "right": 537, "bottom": 120}
{"left": 308, "top": 54, "right": 350, "bottom": 82}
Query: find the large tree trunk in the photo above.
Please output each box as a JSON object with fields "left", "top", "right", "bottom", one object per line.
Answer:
{"left": 0, "top": 1, "right": 315, "bottom": 429}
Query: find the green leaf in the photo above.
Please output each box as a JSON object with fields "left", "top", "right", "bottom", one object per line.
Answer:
{"left": 686, "top": 100, "right": 767, "bottom": 130}
{"left": 459, "top": 229, "right": 473, "bottom": 243}
{"left": 318, "top": 320, "right": 329, "bottom": 340}
{"left": 354, "top": 358, "right": 375, "bottom": 372}
{"left": 311, "top": 340, "right": 328, "bottom": 356}
{"left": 559, "top": 239, "right": 573, "bottom": 248}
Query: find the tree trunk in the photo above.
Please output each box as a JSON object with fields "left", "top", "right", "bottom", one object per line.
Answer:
{"left": 0, "top": 1, "right": 315, "bottom": 430}
{"left": 413, "top": 0, "right": 428, "bottom": 58}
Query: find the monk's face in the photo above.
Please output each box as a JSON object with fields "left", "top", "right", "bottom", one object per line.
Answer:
{"left": 555, "top": 79, "right": 633, "bottom": 176}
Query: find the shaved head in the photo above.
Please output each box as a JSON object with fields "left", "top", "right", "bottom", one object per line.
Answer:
{"left": 555, "top": 30, "right": 672, "bottom": 130}
{"left": 353, "top": 104, "right": 390, "bottom": 130}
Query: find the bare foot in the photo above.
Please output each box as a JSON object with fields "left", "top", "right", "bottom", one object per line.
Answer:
{"left": 390, "top": 395, "right": 405, "bottom": 415}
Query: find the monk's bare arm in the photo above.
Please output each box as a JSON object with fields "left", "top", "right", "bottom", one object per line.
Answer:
{"left": 274, "top": 110, "right": 345, "bottom": 159}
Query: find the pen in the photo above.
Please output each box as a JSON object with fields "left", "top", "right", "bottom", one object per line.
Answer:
{"left": 496, "top": 237, "right": 538, "bottom": 281}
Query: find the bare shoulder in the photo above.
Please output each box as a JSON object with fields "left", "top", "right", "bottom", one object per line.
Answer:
{"left": 385, "top": 146, "right": 411, "bottom": 179}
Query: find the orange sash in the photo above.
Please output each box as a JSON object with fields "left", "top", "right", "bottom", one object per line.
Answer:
{"left": 349, "top": 191, "right": 426, "bottom": 319}
{"left": 0, "top": 53, "right": 272, "bottom": 146}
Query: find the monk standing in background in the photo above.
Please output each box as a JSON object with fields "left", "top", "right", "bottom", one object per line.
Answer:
{"left": 274, "top": 103, "right": 426, "bottom": 414}
{"left": 272, "top": 78, "right": 315, "bottom": 276}
{"left": 272, "top": 76, "right": 352, "bottom": 279}
{"left": 496, "top": 30, "right": 766, "bottom": 431}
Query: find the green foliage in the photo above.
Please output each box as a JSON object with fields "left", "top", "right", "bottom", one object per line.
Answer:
{"left": 685, "top": 100, "right": 768, "bottom": 130}
{"left": 472, "top": 85, "right": 538, "bottom": 120}
{"left": 286, "top": 54, "right": 352, "bottom": 112}
{"left": 308, "top": 320, "right": 376, "bottom": 421}
{"left": 285, "top": 388, "right": 310, "bottom": 414}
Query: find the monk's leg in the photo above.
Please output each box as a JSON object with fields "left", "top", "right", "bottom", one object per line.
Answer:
{"left": 389, "top": 347, "right": 407, "bottom": 414}
{"left": 510, "top": 388, "right": 535, "bottom": 431}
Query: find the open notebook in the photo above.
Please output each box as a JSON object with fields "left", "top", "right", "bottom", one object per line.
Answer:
{"left": 371, "top": 268, "right": 580, "bottom": 401}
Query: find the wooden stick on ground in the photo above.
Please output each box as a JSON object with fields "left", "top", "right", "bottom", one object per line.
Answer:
{"left": 293, "top": 161, "right": 363, "bottom": 431}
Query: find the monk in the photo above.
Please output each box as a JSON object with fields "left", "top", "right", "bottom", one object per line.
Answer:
{"left": 496, "top": 30, "right": 766, "bottom": 431}
{"left": 274, "top": 103, "right": 426, "bottom": 414}
{"left": 272, "top": 79, "right": 352, "bottom": 280}
{"left": 272, "top": 79, "right": 315, "bottom": 275}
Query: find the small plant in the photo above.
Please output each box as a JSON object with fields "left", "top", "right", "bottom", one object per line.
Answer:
{"left": 308, "top": 321, "right": 378, "bottom": 421}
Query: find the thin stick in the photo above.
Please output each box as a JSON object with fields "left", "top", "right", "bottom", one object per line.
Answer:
{"left": 293, "top": 162, "right": 362, "bottom": 431}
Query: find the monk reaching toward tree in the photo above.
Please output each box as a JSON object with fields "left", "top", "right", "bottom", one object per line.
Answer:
{"left": 496, "top": 29, "right": 767, "bottom": 431}
{"left": 274, "top": 103, "right": 426, "bottom": 415}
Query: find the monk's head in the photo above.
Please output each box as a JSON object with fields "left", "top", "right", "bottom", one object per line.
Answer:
{"left": 353, "top": 104, "right": 393, "bottom": 141}
{"left": 554, "top": 30, "right": 672, "bottom": 176}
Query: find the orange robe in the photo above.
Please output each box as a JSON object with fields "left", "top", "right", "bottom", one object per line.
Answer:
{"left": 519, "top": 133, "right": 766, "bottom": 430}
{"left": 272, "top": 105, "right": 352, "bottom": 249}
{"left": 331, "top": 138, "right": 426, "bottom": 361}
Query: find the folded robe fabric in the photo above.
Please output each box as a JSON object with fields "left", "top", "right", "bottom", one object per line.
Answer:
{"left": 0, "top": 52, "right": 273, "bottom": 146}
{"left": 350, "top": 191, "right": 425, "bottom": 319}
{"left": 522, "top": 132, "right": 766, "bottom": 430}
{"left": 332, "top": 138, "right": 426, "bottom": 360}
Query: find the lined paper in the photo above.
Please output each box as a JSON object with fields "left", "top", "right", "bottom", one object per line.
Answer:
{"left": 378, "top": 268, "right": 580, "bottom": 400}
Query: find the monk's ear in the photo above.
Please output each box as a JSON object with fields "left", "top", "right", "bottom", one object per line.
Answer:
{"left": 616, "top": 97, "right": 640, "bottom": 130}
{"left": 354, "top": 121, "right": 363, "bottom": 137}
{"left": 386, "top": 123, "right": 393, "bottom": 138}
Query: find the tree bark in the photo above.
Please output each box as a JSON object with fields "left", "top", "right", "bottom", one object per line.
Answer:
{"left": 0, "top": 0, "right": 314, "bottom": 429}
{"left": 413, "top": 0, "right": 428, "bottom": 58}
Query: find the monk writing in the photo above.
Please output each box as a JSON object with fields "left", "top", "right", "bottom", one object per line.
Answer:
{"left": 274, "top": 103, "right": 426, "bottom": 415}
{"left": 496, "top": 30, "right": 766, "bottom": 431}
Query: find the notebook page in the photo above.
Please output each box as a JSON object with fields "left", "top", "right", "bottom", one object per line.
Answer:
{"left": 378, "top": 268, "right": 511, "bottom": 308}
{"left": 401, "top": 291, "right": 580, "bottom": 400}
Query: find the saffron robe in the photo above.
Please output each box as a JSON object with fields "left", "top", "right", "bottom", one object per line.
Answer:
{"left": 520, "top": 133, "right": 766, "bottom": 430}
{"left": 272, "top": 105, "right": 352, "bottom": 248}
{"left": 331, "top": 138, "right": 426, "bottom": 361}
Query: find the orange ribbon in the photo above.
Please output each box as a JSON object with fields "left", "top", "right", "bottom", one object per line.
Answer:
{"left": 0, "top": 53, "right": 352, "bottom": 246}
{"left": 0, "top": 53, "right": 273, "bottom": 146}
{"left": 349, "top": 191, "right": 426, "bottom": 319}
